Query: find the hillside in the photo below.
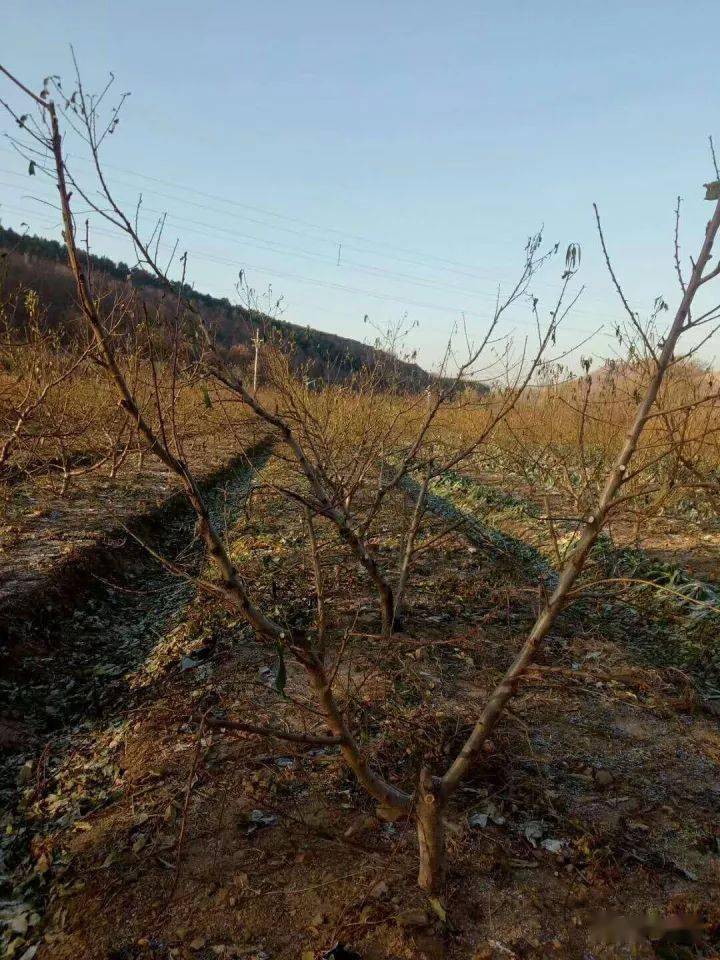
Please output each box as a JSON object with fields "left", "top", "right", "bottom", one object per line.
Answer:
{"left": 0, "top": 225, "right": 451, "bottom": 390}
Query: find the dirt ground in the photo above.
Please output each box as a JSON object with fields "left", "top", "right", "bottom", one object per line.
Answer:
{"left": 461, "top": 463, "right": 720, "bottom": 587}
{"left": 2, "top": 454, "right": 719, "bottom": 960}
{"left": 0, "top": 405, "right": 263, "bottom": 647}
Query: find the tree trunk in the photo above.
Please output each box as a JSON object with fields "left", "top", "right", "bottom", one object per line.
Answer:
{"left": 393, "top": 470, "right": 429, "bottom": 631}
{"left": 416, "top": 768, "right": 446, "bottom": 893}
{"left": 379, "top": 581, "right": 395, "bottom": 638}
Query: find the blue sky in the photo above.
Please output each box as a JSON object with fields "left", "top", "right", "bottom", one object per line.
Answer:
{"left": 1, "top": 1, "right": 719, "bottom": 372}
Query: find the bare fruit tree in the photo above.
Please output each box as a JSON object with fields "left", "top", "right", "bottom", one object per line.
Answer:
{"left": 3, "top": 62, "right": 720, "bottom": 894}
{"left": 17, "top": 61, "right": 581, "bottom": 640}
{"left": 0, "top": 281, "right": 95, "bottom": 481}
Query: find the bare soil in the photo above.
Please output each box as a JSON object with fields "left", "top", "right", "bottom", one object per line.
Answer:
{"left": 463, "top": 465, "right": 720, "bottom": 587}
{"left": 1, "top": 453, "right": 719, "bottom": 960}
{"left": 0, "top": 422, "right": 265, "bottom": 650}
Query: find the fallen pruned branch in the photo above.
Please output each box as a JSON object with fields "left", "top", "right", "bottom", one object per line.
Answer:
{"left": 205, "top": 715, "right": 343, "bottom": 746}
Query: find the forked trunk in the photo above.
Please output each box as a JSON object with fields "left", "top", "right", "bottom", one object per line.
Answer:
{"left": 416, "top": 768, "right": 446, "bottom": 893}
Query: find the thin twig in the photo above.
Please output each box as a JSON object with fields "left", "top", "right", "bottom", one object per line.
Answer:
{"left": 171, "top": 711, "right": 209, "bottom": 897}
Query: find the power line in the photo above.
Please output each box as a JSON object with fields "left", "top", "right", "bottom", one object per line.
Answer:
{"left": 0, "top": 143, "right": 603, "bottom": 300}
{"left": 0, "top": 168, "right": 520, "bottom": 302}
{"left": 0, "top": 199, "right": 616, "bottom": 381}
{"left": 0, "top": 167, "right": 620, "bottom": 328}
{"left": 0, "top": 198, "right": 612, "bottom": 341}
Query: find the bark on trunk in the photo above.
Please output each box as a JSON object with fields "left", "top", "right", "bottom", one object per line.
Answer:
{"left": 379, "top": 581, "right": 395, "bottom": 638}
{"left": 416, "top": 768, "right": 446, "bottom": 893}
{"left": 393, "top": 471, "right": 429, "bottom": 631}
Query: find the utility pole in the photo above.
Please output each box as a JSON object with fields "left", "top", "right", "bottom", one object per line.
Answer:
{"left": 252, "top": 329, "right": 262, "bottom": 397}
